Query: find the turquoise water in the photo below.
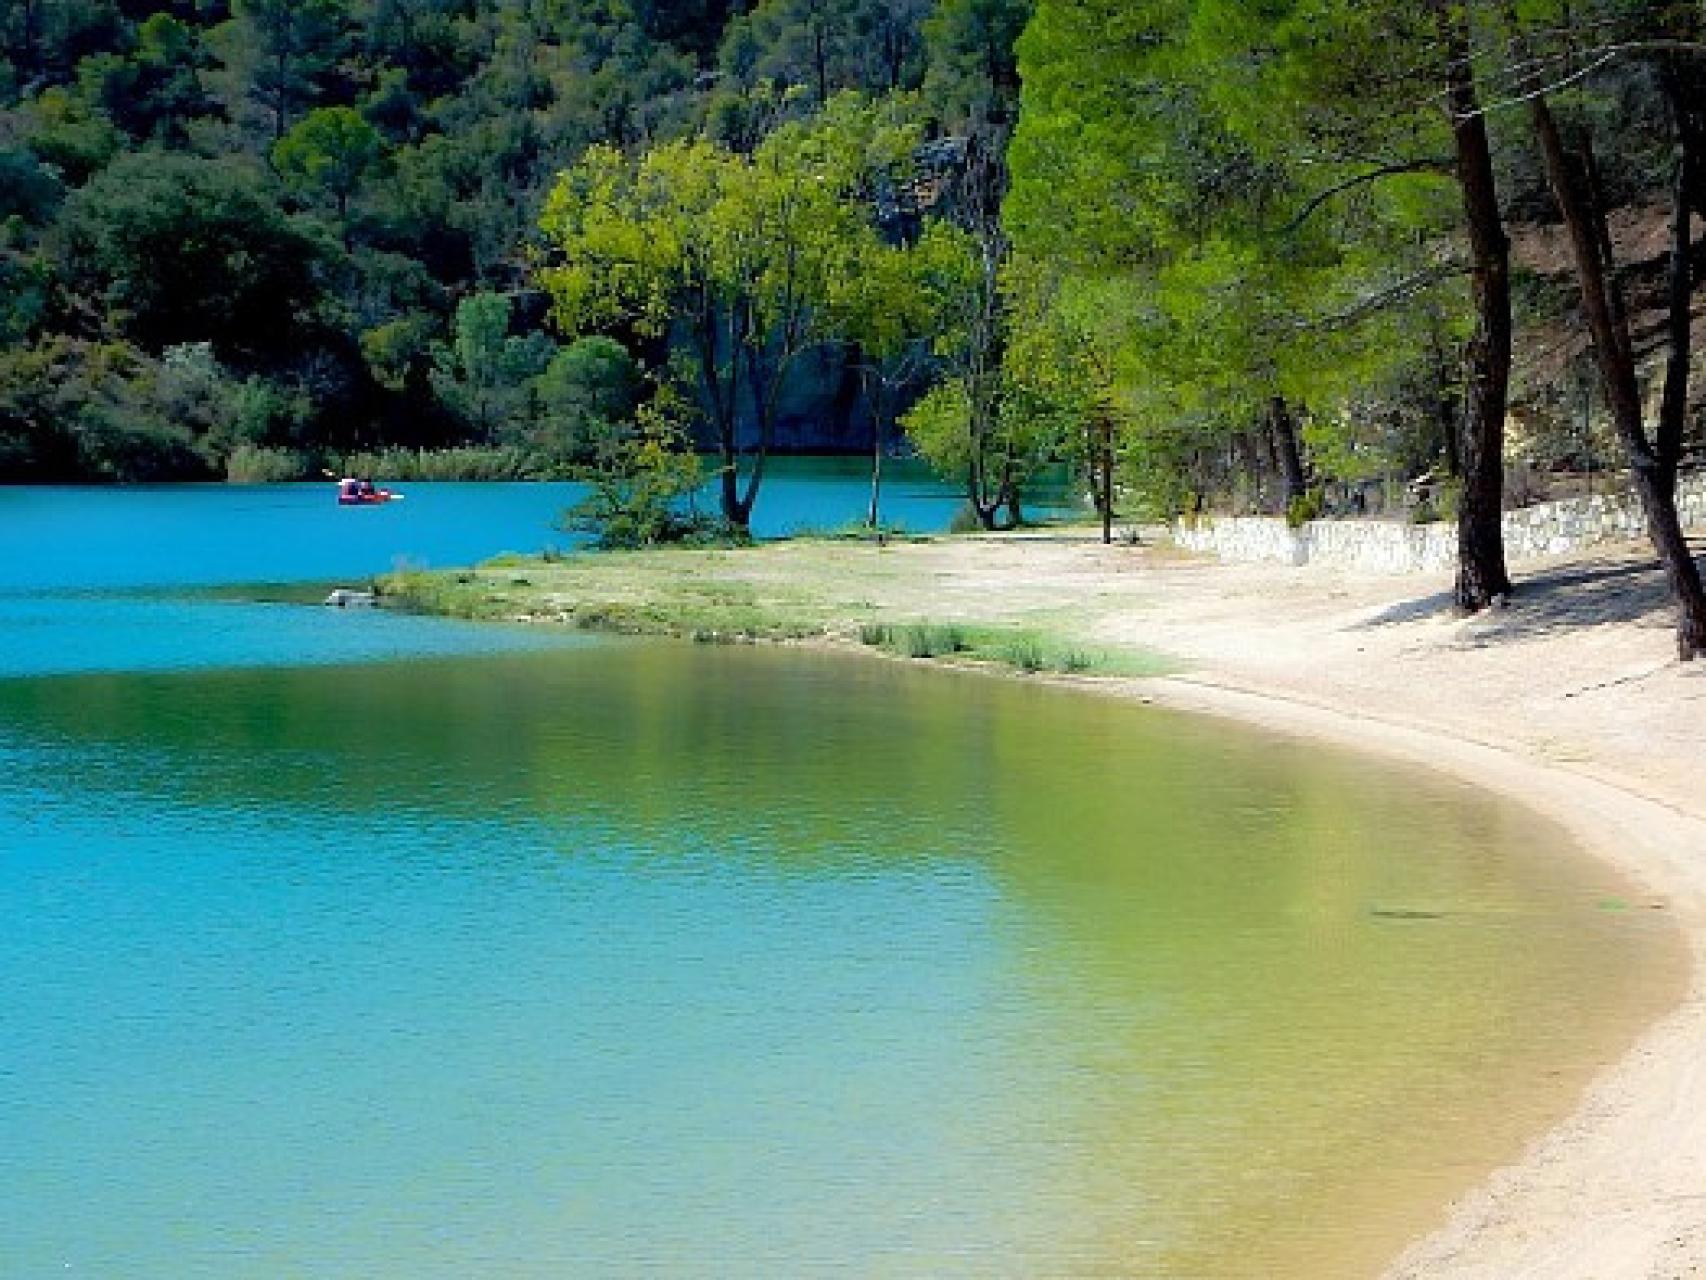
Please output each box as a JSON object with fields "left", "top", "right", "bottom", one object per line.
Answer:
{"left": 0, "top": 460, "right": 1009, "bottom": 678}
{"left": 0, "top": 458, "right": 1016, "bottom": 594}
{"left": 0, "top": 478, "right": 1676, "bottom": 1277}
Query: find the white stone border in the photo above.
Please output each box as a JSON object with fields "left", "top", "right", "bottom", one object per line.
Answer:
{"left": 1173, "top": 474, "right": 1706, "bottom": 573}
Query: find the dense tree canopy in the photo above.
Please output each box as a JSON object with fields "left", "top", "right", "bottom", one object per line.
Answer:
{"left": 4, "top": 0, "right": 1706, "bottom": 648}
{"left": 0, "top": 0, "right": 1026, "bottom": 486}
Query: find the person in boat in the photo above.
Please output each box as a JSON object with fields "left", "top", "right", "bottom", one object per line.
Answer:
{"left": 338, "top": 476, "right": 360, "bottom": 502}
{"left": 357, "top": 478, "right": 378, "bottom": 500}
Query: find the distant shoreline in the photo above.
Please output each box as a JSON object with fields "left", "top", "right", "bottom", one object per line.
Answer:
{"left": 383, "top": 530, "right": 1706, "bottom": 1278}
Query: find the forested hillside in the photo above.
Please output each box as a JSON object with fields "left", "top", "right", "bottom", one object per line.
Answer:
{"left": 0, "top": 0, "right": 1019, "bottom": 481}
{"left": 5, "top": 2, "right": 1706, "bottom": 647}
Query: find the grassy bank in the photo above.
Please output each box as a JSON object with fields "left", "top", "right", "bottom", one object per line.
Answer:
{"left": 377, "top": 536, "right": 1176, "bottom": 679}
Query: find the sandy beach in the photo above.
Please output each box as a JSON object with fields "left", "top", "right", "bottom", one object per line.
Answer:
{"left": 392, "top": 530, "right": 1706, "bottom": 1276}
{"left": 937, "top": 535, "right": 1706, "bottom": 1279}
{"left": 886, "top": 533, "right": 1706, "bottom": 1279}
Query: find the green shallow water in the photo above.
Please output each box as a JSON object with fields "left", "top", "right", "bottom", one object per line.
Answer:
{"left": 0, "top": 639, "right": 1678, "bottom": 1277}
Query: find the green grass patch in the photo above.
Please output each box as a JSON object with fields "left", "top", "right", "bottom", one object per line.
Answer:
{"left": 377, "top": 560, "right": 836, "bottom": 643}
{"left": 382, "top": 548, "right": 1181, "bottom": 681}
{"left": 856, "top": 618, "right": 1174, "bottom": 679}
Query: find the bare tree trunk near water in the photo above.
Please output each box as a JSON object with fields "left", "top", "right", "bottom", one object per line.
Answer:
{"left": 1530, "top": 86, "right": 1706, "bottom": 659}
{"left": 1441, "top": 7, "right": 1514, "bottom": 609}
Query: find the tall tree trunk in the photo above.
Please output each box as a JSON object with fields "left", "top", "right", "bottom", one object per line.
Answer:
{"left": 719, "top": 445, "right": 742, "bottom": 530}
{"left": 1532, "top": 94, "right": 1706, "bottom": 659}
{"left": 868, "top": 432, "right": 885, "bottom": 529}
{"left": 1442, "top": 11, "right": 1513, "bottom": 609}
{"left": 1270, "top": 396, "right": 1306, "bottom": 506}
{"left": 816, "top": 22, "right": 828, "bottom": 105}
{"left": 735, "top": 343, "right": 784, "bottom": 533}
{"left": 1659, "top": 59, "right": 1706, "bottom": 501}
{"left": 862, "top": 370, "right": 886, "bottom": 529}
{"left": 699, "top": 304, "right": 745, "bottom": 531}
{"left": 966, "top": 464, "right": 999, "bottom": 530}
{"left": 1099, "top": 409, "right": 1115, "bottom": 545}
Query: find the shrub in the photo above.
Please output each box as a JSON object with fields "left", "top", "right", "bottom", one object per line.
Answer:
{"left": 561, "top": 388, "right": 708, "bottom": 550}
{"left": 1285, "top": 489, "right": 1323, "bottom": 529}
{"left": 859, "top": 621, "right": 971, "bottom": 659}
{"left": 226, "top": 444, "right": 310, "bottom": 483}
{"left": 999, "top": 635, "right": 1046, "bottom": 672}
{"left": 900, "top": 623, "right": 969, "bottom": 658}
{"left": 947, "top": 502, "right": 986, "bottom": 534}
{"left": 0, "top": 335, "right": 212, "bottom": 481}
{"left": 1057, "top": 649, "right": 1094, "bottom": 674}
{"left": 335, "top": 445, "right": 540, "bottom": 481}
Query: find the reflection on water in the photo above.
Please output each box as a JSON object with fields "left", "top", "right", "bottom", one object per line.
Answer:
{"left": 0, "top": 642, "right": 1677, "bottom": 1277}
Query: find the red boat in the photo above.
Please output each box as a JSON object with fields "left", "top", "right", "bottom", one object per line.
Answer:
{"left": 336, "top": 478, "right": 401, "bottom": 506}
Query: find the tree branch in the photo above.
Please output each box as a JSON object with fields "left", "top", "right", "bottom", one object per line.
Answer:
{"left": 1286, "top": 260, "right": 1469, "bottom": 333}
{"left": 1281, "top": 159, "right": 1452, "bottom": 234}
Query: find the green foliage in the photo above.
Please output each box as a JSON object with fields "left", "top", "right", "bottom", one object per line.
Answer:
{"left": 898, "top": 232, "right": 1071, "bottom": 525}
{"left": 336, "top": 445, "right": 542, "bottom": 482}
{"left": 274, "top": 107, "right": 385, "bottom": 222}
{"left": 57, "top": 152, "right": 323, "bottom": 359}
{"left": 902, "top": 622, "right": 969, "bottom": 656}
{"left": 1008, "top": 0, "right": 1470, "bottom": 516}
{"left": 9, "top": 0, "right": 1571, "bottom": 512}
{"left": 13, "top": 85, "right": 120, "bottom": 182}
{"left": 903, "top": 382, "right": 975, "bottom": 477}
{"left": 360, "top": 312, "right": 439, "bottom": 393}
{"left": 997, "top": 633, "right": 1045, "bottom": 671}
{"left": 0, "top": 0, "right": 1042, "bottom": 482}
{"left": 0, "top": 337, "right": 210, "bottom": 481}
{"left": 856, "top": 616, "right": 1165, "bottom": 676}
{"left": 532, "top": 336, "right": 644, "bottom": 473}
{"left": 719, "top": 0, "right": 931, "bottom": 103}
{"left": 924, "top": 0, "right": 1031, "bottom": 122}
{"left": 213, "top": 0, "right": 347, "bottom": 142}
{"left": 541, "top": 93, "right": 920, "bottom": 526}
{"left": 0, "top": 146, "right": 62, "bottom": 224}
{"left": 430, "top": 292, "right": 555, "bottom": 441}
{"left": 1285, "top": 490, "right": 1324, "bottom": 529}
{"left": 225, "top": 443, "right": 312, "bottom": 483}
{"left": 0, "top": 332, "right": 322, "bottom": 481}
{"left": 561, "top": 388, "right": 709, "bottom": 550}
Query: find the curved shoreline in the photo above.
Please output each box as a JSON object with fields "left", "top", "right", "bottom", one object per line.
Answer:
{"left": 384, "top": 533, "right": 1706, "bottom": 1276}
{"left": 1118, "top": 674, "right": 1706, "bottom": 1278}
{"left": 826, "top": 645, "right": 1702, "bottom": 1276}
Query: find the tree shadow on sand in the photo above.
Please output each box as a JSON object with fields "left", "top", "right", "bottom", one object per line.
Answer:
{"left": 1352, "top": 541, "right": 1706, "bottom": 644}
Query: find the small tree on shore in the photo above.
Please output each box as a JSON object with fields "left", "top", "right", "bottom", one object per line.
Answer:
{"left": 561, "top": 380, "right": 706, "bottom": 550}
{"left": 539, "top": 94, "right": 918, "bottom": 534}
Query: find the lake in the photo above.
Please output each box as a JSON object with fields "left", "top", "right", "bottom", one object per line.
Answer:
{"left": 0, "top": 472, "right": 1677, "bottom": 1276}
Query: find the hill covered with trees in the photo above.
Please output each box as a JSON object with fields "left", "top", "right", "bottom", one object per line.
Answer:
{"left": 0, "top": 0, "right": 1020, "bottom": 482}
{"left": 6, "top": 2, "right": 1706, "bottom": 651}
